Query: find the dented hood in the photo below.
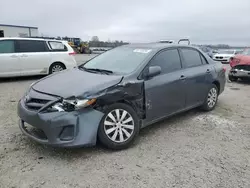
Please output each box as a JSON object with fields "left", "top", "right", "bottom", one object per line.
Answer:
{"left": 32, "top": 68, "right": 123, "bottom": 98}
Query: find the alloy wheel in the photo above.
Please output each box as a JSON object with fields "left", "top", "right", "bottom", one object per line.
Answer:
{"left": 207, "top": 88, "right": 217, "bottom": 108}
{"left": 51, "top": 65, "right": 64, "bottom": 73}
{"left": 104, "top": 109, "right": 134, "bottom": 143}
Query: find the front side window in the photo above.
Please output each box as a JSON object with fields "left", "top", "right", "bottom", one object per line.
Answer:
{"left": 0, "top": 40, "right": 14, "bottom": 53}
{"left": 181, "top": 48, "right": 203, "bottom": 68}
{"left": 83, "top": 47, "right": 153, "bottom": 74}
{"left": 16, "top": 40, "right": 47, "bottom": 53}
{"left": 149, "top": 49, "right": 182, "bottom": 74}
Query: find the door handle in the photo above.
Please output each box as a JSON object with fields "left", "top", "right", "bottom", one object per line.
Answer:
{"left": 206, "top": 69, "right": 211, "bottom": 73}
{"left": 10, "top": 55, "right": 18, "bottom": 58}
{"left": 180, "top": 75, "right": 186, "bottom": 80}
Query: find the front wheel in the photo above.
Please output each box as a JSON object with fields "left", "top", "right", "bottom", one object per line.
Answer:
{"left": 201, "top": 84, "right": 218, "bottom": 111}
{"left": 97, "top": 103, "right": 139, "bottom": 150}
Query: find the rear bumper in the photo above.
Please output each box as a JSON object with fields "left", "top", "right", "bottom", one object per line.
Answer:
{"left": 18, "top": 99, "right": 104, "bottom": 147}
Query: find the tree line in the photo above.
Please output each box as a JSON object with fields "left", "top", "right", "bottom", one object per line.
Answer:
{"left": 88, "top": 36, "right": 129, "bottom": 48}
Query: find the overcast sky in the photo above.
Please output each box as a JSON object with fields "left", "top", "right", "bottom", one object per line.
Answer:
{"left": 1, "top": 0, "right": 250, "bottom": 45}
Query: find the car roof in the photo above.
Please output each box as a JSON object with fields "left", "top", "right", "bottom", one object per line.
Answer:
{"left": 122, "top": 43, "right": 197, "bottom": 51}
{"left": 0, "top": 37, "right": 61, "bottom": 42}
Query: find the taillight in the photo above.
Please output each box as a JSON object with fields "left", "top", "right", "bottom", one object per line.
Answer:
{"left": 69, "top": 52, "right": 76, "bottom": 55}
{"left": 222, "top": 66, "right": 226, "bottom": 72}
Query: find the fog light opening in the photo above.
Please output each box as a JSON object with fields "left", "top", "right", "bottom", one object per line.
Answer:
{"left": 59, "top": 125, "right": 74, "bottom": 141}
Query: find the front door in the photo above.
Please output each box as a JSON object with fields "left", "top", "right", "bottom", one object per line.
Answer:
{"left": 144, "top": 48, "right": 186, "bottom": 123}
{"left": 0, "top": 40, "right": 22, "bottom": 77}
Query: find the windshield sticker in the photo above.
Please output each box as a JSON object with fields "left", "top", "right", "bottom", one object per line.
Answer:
{"left": 133, "top": 49, "right": 152, "bottom": 53}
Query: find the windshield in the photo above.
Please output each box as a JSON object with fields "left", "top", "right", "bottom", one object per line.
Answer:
{"left": 219, "top": 50, "right": 235, "bottom": 54}
{"left": 242, "top": 49, "right": 250, "bottom": 55}
{"left": 82, "top": 46, "right": 153, "bottom": 74}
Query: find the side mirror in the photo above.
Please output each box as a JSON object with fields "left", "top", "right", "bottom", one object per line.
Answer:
{"left": 146, "top": 66, "right": 161, "bottom": 78}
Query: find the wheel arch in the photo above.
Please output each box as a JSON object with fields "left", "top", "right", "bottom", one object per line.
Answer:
{"left": 49, "top": 61, "right": 66, "bottom": 74}
{"left": 212, "top": 80, "right": 220, "bottom": 93}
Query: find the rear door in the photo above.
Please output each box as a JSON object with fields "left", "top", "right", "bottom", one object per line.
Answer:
{"left": 0, "top": 40, "right": 22, "bottom": 77}
{"left": 144, "top": 48, "right": 186, "bottom": 123}
{"left": 15, "top": 40, "right": 51, "bottom": 75}
{"left": 179, "top": 47, "right": 212, "bottom": 107}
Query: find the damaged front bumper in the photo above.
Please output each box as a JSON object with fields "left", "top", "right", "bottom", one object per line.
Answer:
{"left": 18, "top": 99, "right": 104, "bottom": 147}
{"left": 229, "top": 67, "right": 250, "bottom": 78}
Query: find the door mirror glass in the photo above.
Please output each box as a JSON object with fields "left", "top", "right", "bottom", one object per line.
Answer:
{"left": 146, "top": 66, "right": 161, "bottom": 78}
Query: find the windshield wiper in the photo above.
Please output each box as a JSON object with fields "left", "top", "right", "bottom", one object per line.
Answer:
{"left": 80, "top": 67, "right": 113, "bottom": 75}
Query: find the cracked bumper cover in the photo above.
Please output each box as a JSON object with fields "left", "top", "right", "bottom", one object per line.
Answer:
{"left": 17, "top": 99, "right": 104, "bottom": 147}
{"left": 229, "top": 69, "right": 250, "bottom": 77}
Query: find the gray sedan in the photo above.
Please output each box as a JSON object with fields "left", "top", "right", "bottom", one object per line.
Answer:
{"left": 18, "top": 43, "right": 226, "bottom": 150}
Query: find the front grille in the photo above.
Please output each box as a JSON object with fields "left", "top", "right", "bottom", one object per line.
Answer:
{"left": 234, "top": 65, "right": 250, "bottom": 71}
{"left": 24, "top": 89, "right": 58, "bottom": 112}
{"left": 25, "top": 98, "right": 50, "bottom": 111}
{"left": 216, "top": 56, "right": 223, "bottom": 59}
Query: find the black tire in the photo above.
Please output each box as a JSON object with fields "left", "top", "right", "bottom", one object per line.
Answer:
{"left": 201, "top": 84, "right": 218, "bottom": 111}
{"left": 228, "top": 75, "right": 237, "bottom": 82}
{"left": 97, "top": 103, "right": 140, "bottom": 150}
{"left": 49, "top": 62, "right": 66, "bottom": 74}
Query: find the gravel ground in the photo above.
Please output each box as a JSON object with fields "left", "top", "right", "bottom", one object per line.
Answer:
{"left": 0, "top": 63, "right": 250, "bottom": 188}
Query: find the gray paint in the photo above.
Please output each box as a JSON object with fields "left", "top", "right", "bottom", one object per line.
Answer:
{"left": 32, "top": 69, "right": 123, "bottom": 99}
{"left": 18, "top": 43, "right": 226, "bottom": 147}
{"left": 18, "top": 99, "right": 104, "bottom": 147}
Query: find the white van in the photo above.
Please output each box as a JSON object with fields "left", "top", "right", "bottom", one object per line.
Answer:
{"left": 0, "top": 38, "right": 77, "bottom": 77}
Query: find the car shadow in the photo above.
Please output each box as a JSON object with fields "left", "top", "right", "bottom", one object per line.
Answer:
{"left": 0, "top": 75, "right": 44, "bottom": 83}
{"left": 20, "top": 108, "right": 205, "bottom": 161}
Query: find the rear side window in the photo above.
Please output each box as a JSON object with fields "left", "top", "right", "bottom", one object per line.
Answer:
{"left": 48, "top": 41, "right": 67, "bottom": 51}
{"left": 200, "top": 54, "right": 208, "bottom": 64}
{"left": 16, "top": 40, "right": 48, "bottom": 53}
{"left": 181, "top": 48, "right": 203, "bottom": 68}
{"left": 150, "top": 49, "right": 182, "bottom": 74}
{"left": 0, "top": 40, "right": 15, "bottom": 53}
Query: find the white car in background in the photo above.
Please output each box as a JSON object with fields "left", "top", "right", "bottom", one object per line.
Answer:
{"left": 213, "top": 49, "right": 237, "bottom": 64}
{"left": 0, "top": 38, "right": 77, "bottom": 77}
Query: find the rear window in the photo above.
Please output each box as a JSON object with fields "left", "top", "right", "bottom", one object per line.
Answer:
{"left": 48, "top": 41, "right": 68, "bottom": 51}
{"left": 0, "top": 40, "right": 14, "bottom": 53}
{"left": 16, "top": 40, "right": 48, "bottom": 53}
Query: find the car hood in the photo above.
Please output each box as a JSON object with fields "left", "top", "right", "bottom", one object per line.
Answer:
{"left": 32, "top": 68, "right": 123, "bottom": 99}
{"left": 214, "top": 54, "right": 234, "bottom": 58}
{"left": 237, "top": 55, "right": 250, "bottom": 65}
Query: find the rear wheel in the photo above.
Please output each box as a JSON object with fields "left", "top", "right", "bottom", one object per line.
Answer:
{"left": 98, "top": 103, "right": 139, "bottom": 150}
{"left": 228, "top": 75, "right": 237, "bottom": 82}
{"left": 201, "top": 84, "right": 218, "bottom": 111}
{"left": 49, "top": 63, "right": 65, "bottom": 74}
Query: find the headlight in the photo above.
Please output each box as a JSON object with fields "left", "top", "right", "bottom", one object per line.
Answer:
{"left": 51, "top": 98, "right": 96, "bottom": 112}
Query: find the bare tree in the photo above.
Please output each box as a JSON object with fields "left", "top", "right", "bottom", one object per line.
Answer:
{"left": 91, "top": 36, "right": 99, "bottom": 42}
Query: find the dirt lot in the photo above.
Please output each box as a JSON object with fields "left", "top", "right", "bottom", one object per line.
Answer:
{"left": 0, "top": 65, "right": 250, "bottom": 188}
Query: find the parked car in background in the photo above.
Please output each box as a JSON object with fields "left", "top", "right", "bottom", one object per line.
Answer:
{"left": 199, "top": 46, "right": 217, "bottom": 58}
{"left": 229, "top": 48, "right": 250, "bottom": 81}
{"left": 213, "top": 49, "right": 237, "bottom": 64}
{"left": 18, "top": 43, "right": 226, "bottom": 150}
{"left": 0, "top": 38, "right": 77, "bottom": 77}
